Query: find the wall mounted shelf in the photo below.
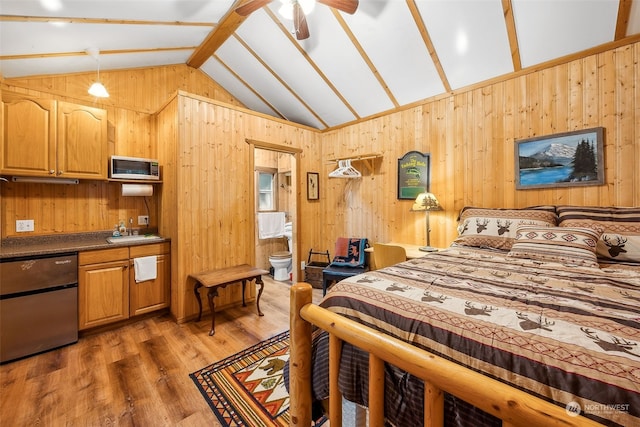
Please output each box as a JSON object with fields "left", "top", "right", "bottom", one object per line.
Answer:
{"left": 327, "top": 153, "right": 382, "bottom": 175}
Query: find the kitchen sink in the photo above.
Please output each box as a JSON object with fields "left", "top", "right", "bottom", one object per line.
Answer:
{"left": 106, "top": 234, "right": 162, "bottom": 244}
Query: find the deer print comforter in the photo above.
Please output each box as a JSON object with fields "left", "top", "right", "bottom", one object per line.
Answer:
{"left": 312, "top": 247, "right": 640, "bottom": 427}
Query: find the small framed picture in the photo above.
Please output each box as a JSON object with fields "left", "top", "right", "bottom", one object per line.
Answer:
{"left": 307, "top": 172, "right": 319, "bottom": 200}
{"left": 397, "top": 151, "right": 430, "bottom": 199}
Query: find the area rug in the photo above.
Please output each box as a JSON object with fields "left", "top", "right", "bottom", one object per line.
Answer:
{"left": 191, "top": 330, "right": 313, "bottom": 427}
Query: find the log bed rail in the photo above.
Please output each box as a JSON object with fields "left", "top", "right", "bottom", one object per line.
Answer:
{"left": 289, "top": 283, "right": 604, "bottom": 427}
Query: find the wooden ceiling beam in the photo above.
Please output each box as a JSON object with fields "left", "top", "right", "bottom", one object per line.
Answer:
{"left": 502, "top": 0, "right": 522, "bottom": 72}
{"left": 187, "top": 0, "right": 255, "bottom": 69}
{"left": 615, "top": 0, "right": 633, "bottom": 40}
{"left": 406, "top": 0, "right": 451, "bottom": 93}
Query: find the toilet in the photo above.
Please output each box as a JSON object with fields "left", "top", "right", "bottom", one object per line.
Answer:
{"left": 269, "top": 222, "right": 293, "bottom": 281}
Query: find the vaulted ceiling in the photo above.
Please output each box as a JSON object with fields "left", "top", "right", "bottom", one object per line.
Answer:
{"left": 1, "top": 0, "right": 639, "bottom": 130}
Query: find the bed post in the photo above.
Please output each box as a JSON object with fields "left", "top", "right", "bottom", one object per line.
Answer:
{"left": 290, "top": 283, "right": 313, "bottom": 426}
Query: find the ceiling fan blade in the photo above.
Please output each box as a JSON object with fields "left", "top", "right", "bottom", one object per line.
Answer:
{"left": 317, "top": 0, "right": 359, "bottom": 14}
{"left": 294, "top": 3, "right": 310, "bottom": 40}
{"left": 235, "top": 0, "right": 273, "bottom": 16}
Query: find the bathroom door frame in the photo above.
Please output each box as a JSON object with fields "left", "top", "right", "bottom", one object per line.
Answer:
{"left": 246, "top": 139, "right": 302, "bottom": 282}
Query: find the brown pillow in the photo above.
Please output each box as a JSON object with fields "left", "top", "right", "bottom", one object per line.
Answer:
{"left": 454, "top": 207, "right": 557, "bottom": 250}
{"left": 508, "top": 226, "right": 602, "bottom": 268}
{"left": 557, "top": 205, "right": 640, "bottom": 263}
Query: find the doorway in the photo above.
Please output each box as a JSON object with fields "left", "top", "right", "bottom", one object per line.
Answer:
{"left": 251, "top": 142, "right": 301, "bottom": 282}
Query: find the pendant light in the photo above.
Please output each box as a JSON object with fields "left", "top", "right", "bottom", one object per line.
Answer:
{"left": 85, "top": 47, "right": 109, "bottom": 98}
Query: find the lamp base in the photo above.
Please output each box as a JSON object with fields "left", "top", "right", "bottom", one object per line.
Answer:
{"left": 418, "top": 246, "right": 439, "bottom": 252}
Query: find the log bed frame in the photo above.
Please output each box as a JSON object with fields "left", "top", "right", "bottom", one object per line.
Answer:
{"left": 288, "top": 283, "right": 604, "bottom": 427}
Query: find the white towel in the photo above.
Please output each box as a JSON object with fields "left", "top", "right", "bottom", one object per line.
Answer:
{"left": 134, "top": 256, "right": 157, "bottom": 283}
{"left": 258, "top": 212, "right": 285, "bottom": 239}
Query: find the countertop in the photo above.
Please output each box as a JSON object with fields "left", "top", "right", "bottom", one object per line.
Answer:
{"left": 0, "top": 231, "right": 170, "bottom": 259}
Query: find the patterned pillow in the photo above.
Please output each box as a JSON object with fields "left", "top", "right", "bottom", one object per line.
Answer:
{"left": 330, "top": 238, "right": 368, "bottom": 267}
{"left": 557, "top": 205, "right": 640, "bottom": 263}
{"left": 507, "top": 226, "right": 602, "bottom": 268}
{"left": 453, "top": 207, "right": 557, "bottom": 250}
{"left": 597, "top": 234, "right": 640, "bottom": 264}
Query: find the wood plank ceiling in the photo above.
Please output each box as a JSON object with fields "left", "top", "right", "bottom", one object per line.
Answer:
{"left": 1, "top": 0, "right": 639, "bottom": 130}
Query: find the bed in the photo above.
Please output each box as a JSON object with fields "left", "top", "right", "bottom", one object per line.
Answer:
{"left": 288, "top": 206, "right": 640, "bottom": 427}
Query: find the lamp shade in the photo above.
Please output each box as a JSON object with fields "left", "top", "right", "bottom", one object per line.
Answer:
{"left": 88, "top": 82, "right": 109, "bottom": 98}
{"left": 410, "top": 192, "right": 442, "bottom": 212}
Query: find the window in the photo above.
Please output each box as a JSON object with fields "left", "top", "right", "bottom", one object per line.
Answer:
{"left": 257, "top": 168, "right": 277, "bottom": 211}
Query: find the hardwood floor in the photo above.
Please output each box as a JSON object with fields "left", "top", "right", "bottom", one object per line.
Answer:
{"left": 0, "top": 278, "right": 324, "bottom": 426}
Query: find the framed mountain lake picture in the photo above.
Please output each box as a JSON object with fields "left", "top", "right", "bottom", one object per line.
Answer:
{"left": 515, "top": 127, "right": 604, "bottom": 190}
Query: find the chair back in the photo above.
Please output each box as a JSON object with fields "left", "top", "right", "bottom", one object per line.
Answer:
{"left": 373, "top": 243, "right": 406, "bottom": 269}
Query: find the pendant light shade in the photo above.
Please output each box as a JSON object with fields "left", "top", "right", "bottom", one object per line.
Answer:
{"left": 86, "top": 47, "right": 109, "bottom": 98}
{"left": 88, "top": 82, "right": 109, "bottom": 98}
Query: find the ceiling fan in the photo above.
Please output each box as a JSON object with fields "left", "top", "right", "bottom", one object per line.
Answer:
{"left": 235, "top": 0, "right": 359, "bottom": 40}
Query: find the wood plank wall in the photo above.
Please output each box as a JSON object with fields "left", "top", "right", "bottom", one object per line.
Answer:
{"left": 0, "top": 65, "right": 244, "bottom": 237}
{"left": 1, "top": 42, "right": 637, "bottom": 321}
{"left": 156, "top": 93, "right": 319, "bottom": 322}
{"left": 319, "top": 41, "right": 639, "bottom": 254}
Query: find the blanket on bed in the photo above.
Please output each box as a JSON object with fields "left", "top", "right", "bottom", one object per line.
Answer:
{"left": 310, "top": 247, "right": 640, "bottom": 427}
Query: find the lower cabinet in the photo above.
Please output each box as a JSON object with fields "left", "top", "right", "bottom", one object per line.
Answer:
{"left": 129, "top": 243, "right": 170, "bottom": 317}
{"left": 78, "top": 242, "right": 170, "bottom": 331}
{"left": 78, "top": 247, "right": 130, "bottom": 330}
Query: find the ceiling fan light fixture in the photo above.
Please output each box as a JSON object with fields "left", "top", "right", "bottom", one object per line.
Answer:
{"left": 278, "top": 0, "right": 315, "bottom": 20}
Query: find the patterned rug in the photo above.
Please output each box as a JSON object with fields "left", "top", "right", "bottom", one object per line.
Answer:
{"left": 190, "top": 330, "right": 302, "bottom": 427}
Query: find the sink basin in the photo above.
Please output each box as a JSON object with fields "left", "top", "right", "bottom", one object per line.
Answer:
{"left": 106, "top": 235, "right": 162, "bottom": 244}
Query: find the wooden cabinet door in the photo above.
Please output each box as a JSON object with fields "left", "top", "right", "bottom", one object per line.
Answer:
{"left": 57, "top": 101, "right": 108, "bottom": 179}
{"left": 1, "top": 98, "right": 56, "bottom": 176}
{"left": 129, "top": 253, "right": 170, "bottom": 317}
{"left": 78, "top": 259, "right": 130, "bottom": 330}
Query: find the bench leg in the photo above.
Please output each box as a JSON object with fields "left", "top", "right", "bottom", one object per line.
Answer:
{"left": 241, "top": 279, "right": 247, "bottom": 307}
{"left": 207, "top": 288, "right": 219, "bottom": 336}
{"left": 255, "top": 275, "right": 264, "bottom": 317}
{"left": 194, "top": 283, "right": 203, "bottom": 321}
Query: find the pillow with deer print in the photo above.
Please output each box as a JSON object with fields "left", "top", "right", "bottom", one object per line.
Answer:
{"left": 453, "top": 207, "right": 557, "bottom": 250}
{"left": 556, "top": 206, "right": 640, "bottom": 263}
{"left": 507, "top": 226, "right": 602, "bottom": 268}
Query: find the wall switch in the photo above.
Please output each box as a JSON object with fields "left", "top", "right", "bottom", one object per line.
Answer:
{"left": 16, "top": 219, "right": 34, "bottom": 232}
{"left": 300, "top": 261, "right": 306, "bottom": 270}
{"left": 138, "top": 215, "right": 149, "bottom": 226}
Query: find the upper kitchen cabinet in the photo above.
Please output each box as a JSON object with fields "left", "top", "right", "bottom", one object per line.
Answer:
{"left": 1, "top": 96, "right": 108, "bottom": 180}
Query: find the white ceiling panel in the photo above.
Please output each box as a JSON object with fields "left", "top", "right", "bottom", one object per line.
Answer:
{"left": 1, "top": 0, "right": 637, "bottom": 130}
{"left": 630, "top": 1, "right": 640, "bottom": 34}
{"left": 0, "top": 50, "right": 191, "bottom": 79}
{"left": 200, "top": 56, "right": 280, "bottom": 119}
{"left": 343, "top": 1, "right": 445, "bottom": 105}
{"left": 417, "top": 0, "right": 513, "bottom": 90}
{"left": 236, "top": 8, "right": 357, "bottom": 127}
{"left": 513, "top": 0, "right": 619, "bottom": 67}
{"left": 0, "top": 0, "right": 234, "bottom": 22}
{"left": 216, "top": 36, "right": 324, "bottom": 128}
{"left": 1, "top": 22, "right": 210, "bottom": 56}
{"left": 296, "top": 5, "right": 395, "bottom": 118}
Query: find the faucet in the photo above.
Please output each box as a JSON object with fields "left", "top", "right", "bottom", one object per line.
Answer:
{"left": 128, "top": 217, "right": 134, "bottom": 236}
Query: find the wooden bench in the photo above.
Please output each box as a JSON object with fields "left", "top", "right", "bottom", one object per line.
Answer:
{"left": 190, "top": 264, "right": 268, "bottom": 336}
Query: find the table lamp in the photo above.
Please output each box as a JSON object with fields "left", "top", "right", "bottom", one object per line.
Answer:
{"left": 410, "top": 192, "right": 443, "bottom": 252}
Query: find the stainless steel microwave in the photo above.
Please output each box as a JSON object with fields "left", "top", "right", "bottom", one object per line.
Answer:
{"left": 109, "top": 156, "right": 160, "bottom": 180}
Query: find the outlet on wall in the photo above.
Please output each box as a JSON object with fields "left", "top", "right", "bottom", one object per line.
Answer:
{"left": 16, "top": 219, "right": 34, "bottom": 232}
{"left": 138, "top": 215, "right": 149, "bottom": 226}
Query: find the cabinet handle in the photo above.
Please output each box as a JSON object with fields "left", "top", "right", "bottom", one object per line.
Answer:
{"left": 49, "top": 170, "right": 55, "bottom": 174}
{"left": 57, "top": 170, "right": 64, "bottom": 175}
{"left": 123, "top": 265, "right": 128, "bottom": 270}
